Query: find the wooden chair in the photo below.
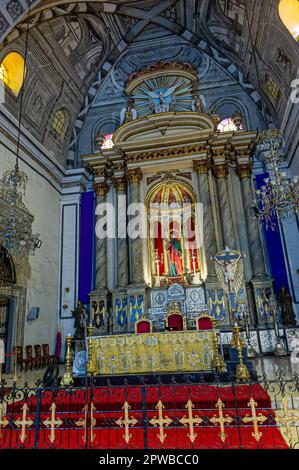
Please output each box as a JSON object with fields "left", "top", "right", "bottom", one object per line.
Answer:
{"left": 34, "top": 345, "right": 42, "bottom": 369}
{"left": 42, "top": 344, "right": 55, "bottom": 366}
{"left": 196, "top": 314, "right": 213, "bottom": 331}
{"left": 13, "top": 346, "right": 27, "bottom": 372}
{"left": 135, "top": 317, "right": 152, "bottom": 334}
{"left": 25, "top": 345, "right": 36, "bottom": 371}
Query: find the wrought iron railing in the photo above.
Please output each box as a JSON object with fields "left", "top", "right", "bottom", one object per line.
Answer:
{"left": 0, "top": 370, "right": 298, "bottom": 449}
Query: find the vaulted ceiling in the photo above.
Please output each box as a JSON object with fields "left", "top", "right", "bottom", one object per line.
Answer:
{"left": 0, "top": 0, "right": 298, "bottom": 167}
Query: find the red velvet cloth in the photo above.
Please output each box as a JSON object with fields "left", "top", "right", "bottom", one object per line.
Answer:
{"left": 136, "top": 321, "right": 151, "bottom": 334}
{"left": 167, "top": 314, "right": 184, "bottom": 331}
{"left": 1, "top": 384, "right": 288, "bottom": 449}
{"left": 197, "top": 316, "right": 213, "bottom": 330}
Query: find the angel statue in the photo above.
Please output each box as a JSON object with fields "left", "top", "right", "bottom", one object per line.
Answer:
{"left": 213, "top": 247, "right": 244, "bottom": 295}
{"left": 120, "top": 105, "right": 137, "bottom": 125}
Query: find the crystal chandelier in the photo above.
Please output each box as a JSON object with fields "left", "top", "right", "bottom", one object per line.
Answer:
{"left": 252, "top": 130, "right": 299, "bottom": 230}
{"left": 0, "top": 14, "right": 42, "bottom": 257}
{"left": 0, "top": 164, "right": 42, "bottom": 256}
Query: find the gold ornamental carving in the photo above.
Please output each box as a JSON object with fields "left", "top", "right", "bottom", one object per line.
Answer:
{"left": 0, "top": 403, "right": 9, "bottom": 438}
{"left": 94, "top": 182, "right": 109, "bottom": 198}
{"left": 213, "top": 164, "right": 229, "bottom": 179}
{"left": 43, "top": 403, "right": 63, "bottom": 444}
{"left": 113, "top": 177, "right": 127, "bottom": 193}
{"left": 14, "top": 403, "right": 33, "bottom": 443}
{"left": 209, "top": 398, "right": 233, "bottom": 443}
{"left": 179, "top": 399, "right": 203, "bottom": 443}
{"left": 129, "top": 143, "right": 206, "bottom": 163}
{"left": 242, "top": 398, "right": 267, "bottom": 442}
{"left": 150, "top": 400, "right": 173, "bottom": 444}
{"left": 126, "top": 168, "right": 143, "bottom": 183}
{"left": 193, "top": 159, "right": 210, "bottom": 175}
{"left": 236, "top": 163, "right": 253, "bottom": 179}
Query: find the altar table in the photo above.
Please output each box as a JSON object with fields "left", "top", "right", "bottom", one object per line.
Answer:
{"left": 88, "top": 330, "right": 214, "bottom": 375}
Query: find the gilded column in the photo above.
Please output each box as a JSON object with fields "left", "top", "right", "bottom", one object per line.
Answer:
{"left": 214, "top": 163, "right": 236, "bottom": 249}
{"left": 94, "top": 182, "right": 109, "bottom": 289}
{"left": 127, "top": 168, "right": 144, "bottom": 285}
{"left": 237, "top": 163, "right": 266, "bottom": 277}
{"left": 194, "top": 160, "right": 217, "bottom": 278}
{"left": 114, "top": 177, "right": 129, "bottom": 287}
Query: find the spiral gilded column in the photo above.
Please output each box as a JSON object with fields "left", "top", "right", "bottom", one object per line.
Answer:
{"left": 94, "top": 182, "right": 109, "bottom": 289}
{"left": 114, "top": 177, "right": 129, "bottom": 287}
{"left": 214, "top": 163, "right": 236, "bottom": 249}
{"left": 194, "top": 160, "right": 217, "bottom": 278}
{"left": 237, "top": 163, "right": 266, "bottom": 277}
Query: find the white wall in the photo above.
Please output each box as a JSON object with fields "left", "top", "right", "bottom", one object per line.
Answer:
{"left": 0, "top": 142, "right": 61, "bottom": 354}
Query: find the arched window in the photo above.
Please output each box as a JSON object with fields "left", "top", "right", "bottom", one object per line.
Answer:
{"left": 101, "top": 133, "right": 114, "bottom": 149}
{"left": 217, "top": 118, "right": 242, "bottom": 132}
{"left": 279, "top": 0, "right": 299, "bottom": 41}
{"left": 0, "top": 52, "right": 25, "bottom": 96}
{"left": 51, "top": 110, "right": 66, "bottom": 141}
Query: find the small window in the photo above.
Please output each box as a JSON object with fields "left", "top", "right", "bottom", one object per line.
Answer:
{"left": 51, "top": 110, "right": 66, "bottom": 141}
{"left": 0, "top": 52, "right": 25, "bottom": 96}
{"left": 279, "top": 0, "right": 299, "bottom": 41}
{"left": 217, "top": 118, "right": 241, "bottom": 133}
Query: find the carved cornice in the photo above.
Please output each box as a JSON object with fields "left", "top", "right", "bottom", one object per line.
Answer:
{"left": 126, "top": 168, "right": 143, "bottom": 183}
{"left": 213, "top": 163, "right": 229, "bottom": 179}
{"left": 236, "top": 162, "right": 253, "bottom": 179}
{"left": 94, "top": 182, "right": 109, "bottom": 197}
{"left": 128, "top": 143, "right": 207, "bottom": 163}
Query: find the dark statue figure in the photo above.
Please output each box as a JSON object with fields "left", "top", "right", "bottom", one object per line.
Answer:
{"left": 278, "top": 287, "right": 296, "bottom": 326}
{"left": 72, "top": 301, "right": 87, "bottom": 340}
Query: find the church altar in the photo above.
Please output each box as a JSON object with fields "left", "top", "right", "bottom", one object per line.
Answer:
{"left": 87, "top": 330, "right": 214, "bottom": 376}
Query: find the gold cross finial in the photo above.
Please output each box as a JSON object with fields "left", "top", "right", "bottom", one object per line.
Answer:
{"left": 115, "top": 401, "right": 138, "bottom": 444}
{"left": 275, "top": 397, "right": 299, "bottom": 438}
{"left": 0, "top": 402, "right": 9, "bottom": 438}
{"left": 209, "top": 398, "right": 233, "bottom": 443}
{"left": 43, "top": 403, "right": 63, "bottom": 444}
{"left": 14, "top": 403, "right": 33, "bottom": 443}
{"left": 179, "top": 399, "right": 202, "bottom": 443}
{"left": 75, "top": 403, "right": 97, "bottom": 444}
{"left": 150, "top": 400, "right": 172, "bottom": 444}
{"left": 242, "top": 397, "right": 267, "bottom": 442}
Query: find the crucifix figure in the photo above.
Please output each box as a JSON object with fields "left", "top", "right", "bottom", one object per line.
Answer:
{"left": 115, "top": 401, "right": 138, "bottom": 444}
{"left": 179, "top": 399, "right": 203, "bottom": 443}
{"left": 43, "top": 403, "right": 63, "bottom": 444}
{"left": 0, "top": 402, "right": 9, "bottom": 438}
{"left": 242, "top": 398, "right": 267, "bottom": 442}
{"left": 209, "top": 398, "right": 233, "bottom": 443}
{"left": 150, "top": 400, "right": 173, "bottom": 444}
{"left": 14, "top": 403, "right": 33, "bottom": 444}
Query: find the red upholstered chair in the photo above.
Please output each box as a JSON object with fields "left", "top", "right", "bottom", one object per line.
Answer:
{"left": 165, "top": 312, "right": 186, "bottom": 331}
{"left": 196, "top": 314, "right": 213, "bottom": 331}
{"left": 135, "top": 318, "right": 152, "bottom": 334}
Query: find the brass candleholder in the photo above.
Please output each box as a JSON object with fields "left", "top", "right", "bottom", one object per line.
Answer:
{"left": 212, "top": 319, "right": 226, "bottom": 373}
{"left": 61, "top": 334, "right": 74, "bottom": 386}
{"left": 87, "top": 324, "right": 97, "bottom": 376}
{"left": 231, "top": 326, "right": 250, "bottom": 382}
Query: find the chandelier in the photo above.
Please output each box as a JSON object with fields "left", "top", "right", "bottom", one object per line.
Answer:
{"left": 252, "top": 130, "right": 299, "bottom": 230}
{"left": 0, "top": 164, "right": 42, "bottom": 256}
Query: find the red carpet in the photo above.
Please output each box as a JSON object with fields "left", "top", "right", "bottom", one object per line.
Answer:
{"left": 0, "top": 384, "right": 288, "bottom": 449}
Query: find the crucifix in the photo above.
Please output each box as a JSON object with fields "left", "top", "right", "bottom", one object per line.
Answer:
{"left": 0, "top": 402, "right": 9, "bottom": 438}
{"left": 242, "top": 398, "right": 267, "bottom": 442}
{"left": 179, "top": 399, "right": 202, "bottom": 443}
{"left": 150, "top": 400, "right": 172, "bottom": 444}
{"left": 14, "top": 403, "right": 33, "bottom": 444}
{"left": 209, "top": 398, "right": 233, "bottom": 443}
{"left": 43, "top": 403, "right": 63, "bottom": 444}
{"left": 115, "top": 401, "right": 138, "bottom": 444}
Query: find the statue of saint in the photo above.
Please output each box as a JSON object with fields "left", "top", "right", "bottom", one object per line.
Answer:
{"left": 278, "top": 287, "right": 296, "bottom": 326}
{"left": 72, "top": 301, "right": 87, "bottom": 340}
{"left": 167, "top": 233, "right": 183, "bottom": 276}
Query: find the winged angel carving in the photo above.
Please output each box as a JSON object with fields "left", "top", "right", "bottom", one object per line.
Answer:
{"left": 214, "top": 248, "right": 244, "bottom": 294}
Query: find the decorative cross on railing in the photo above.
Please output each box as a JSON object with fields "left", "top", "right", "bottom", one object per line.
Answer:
{"left": 150, "top": 400, "right": 173, "bottom": 444}
{"left": 209, "top": 398, "right": 233, "bottom": 443}
{"left": 115, "top": 401, "right": 138, "bottom": 444}
{"left": 242, "top": 398, "right": 267, "bottom": 442}
{"left": 14, "top": 403, "right": 33, "bottom": 443}
{"left": 0, "top": 402, "right": 9, "bottom": 438}
{"left": 179, "top": 399, "right": 202, "bottom": 443}
{"left": 43, "top": 403, "right": 63, "bottom": 444}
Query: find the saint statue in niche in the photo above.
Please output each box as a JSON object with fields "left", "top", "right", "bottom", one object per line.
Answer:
{"left": 167, "top": 232, "right": 183, "bottom": 276}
